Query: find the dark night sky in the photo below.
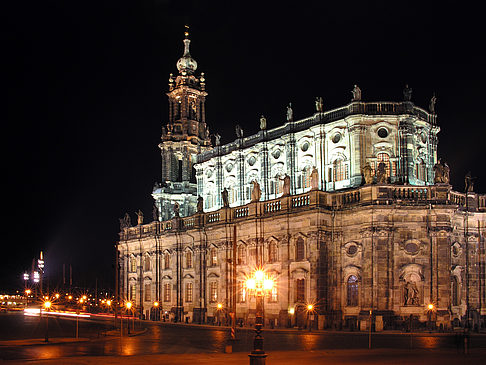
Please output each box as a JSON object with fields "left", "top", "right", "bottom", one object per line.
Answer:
{"left": 2, "top": 1, "right": 485, "bottom": 292}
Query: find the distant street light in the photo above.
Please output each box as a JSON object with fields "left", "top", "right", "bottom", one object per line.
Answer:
{"left": 126, "top": 301, "right": 133, "bottom": 333}
{"left": 245, "top": 269, "right": 274, "bottom": 365}
{"left": 306, "top": 304, "right": 315, "bottom": 332}
{"left": 43, "top": 300, "right": 52, "bottom": 342}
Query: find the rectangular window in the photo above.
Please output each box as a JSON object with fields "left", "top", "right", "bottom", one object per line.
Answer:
{"left": 185, "top": 282, "right": 193, "bottom": 303}
{"left": 270, "top": 285, "right": 278, "bottom": 302}
{"left": 296, "top": 279, "right": 305, "bottom": 302}
{"left": 130, "top": 258, "right": 137, "bottom": 272}
{"left": 238, "top": 281, "right": 246, "bottom": 303}
{"left": 144, "top": 284, "right": 151, "bottom": 302}
{"left": 210, "top": 248, "right": 218, "bottom": 266}
{"left": 238, "top": 245, "right": 246, "bottom": 265}
{"left": 186, "top": 251, "right": 193, "bottom": 269}
{"left": 130, "top": 285, "right": 136, "bottom": 301}
{"left": 164, "top": 254, "right": 170, "bottom": 270}
{"left": 163, "top": 283, "right": 171, "bottom": 302}
{"left": 209, "top": 281, "right": 218, "bottom": 303}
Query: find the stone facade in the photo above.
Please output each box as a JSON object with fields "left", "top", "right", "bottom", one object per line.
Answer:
{"left": 119, "top": 185, "right": 486, "bottom": 329}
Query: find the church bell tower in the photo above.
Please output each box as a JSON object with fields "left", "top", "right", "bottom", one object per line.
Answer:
{"left": 152, "top": 27, "right": 211, "bottom": 221}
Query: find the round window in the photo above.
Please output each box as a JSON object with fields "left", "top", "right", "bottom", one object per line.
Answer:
{"left": 420, "top": 132, "right": 427, "bottom": 144}
{"left": 405, "top": 242, "right": 419, "bottom": 254}
{"left": 332, "top": 133, "right": 341, "bottom": 143}
{"left": 248, "top": 156, "right": 256, "bottom": 166}
{"left": 377, "top": 128, "right": 389, "bottom": 138}
{"left": 301, "top": 141, "right": 310, "bottom": 152}
{"left": 226, "top": 163, "right": 233, "bottom": 172}
{"left": 452, "top": 245, "right": 459, "bottom": 256}
{"left": 272, "top": 149, "right": 281, "bottom": 159}
{"left": 347, "top": 245, "right": 358, "bottom": 256}
{"left": 206, "top": 169, "right": 213, "bottom": 178}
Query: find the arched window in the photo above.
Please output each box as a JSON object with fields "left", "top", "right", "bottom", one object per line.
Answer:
{"left": 144, "top": 256, "right": 151, "bottom": 272}
{"left": 302, "top": 167, "right": 312, "bottom": 189}
{"left": 164, "top": 253, "right": 170, "bottom": 270}
{"left": 296, "top": 238, "right": 305, "bottom": 261}
{"left": 237, "top": 245, "right": 247, "bottom": 265}
{"left": 416, "top": 158, "right": 426, "bottom": 181}
{"left": 269, "top": 242, "right": 278, "bottom": 263}
{"left": 186, "top": 251, "right": 193, "bottom": 269}
{"left": 452, "top": 276, "right": 459, "bottom": 306}
{"left": 296, "top": 278, "right": 305, "bottom": 302}
{"left": 130, "top": 257, "right": 137, "bottom": 272}
{"left": 376, "top": 153, "right": 391, "bottom": 177}
{"left": 333, "top": 158, "right": 348, "bottom": 182}
{"left": 347, "top": 275, "right": 359, "bottom": 306}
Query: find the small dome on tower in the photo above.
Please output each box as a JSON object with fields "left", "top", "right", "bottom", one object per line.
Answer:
{"left": 176, "top": 30, "right": 197, "bottom": 75}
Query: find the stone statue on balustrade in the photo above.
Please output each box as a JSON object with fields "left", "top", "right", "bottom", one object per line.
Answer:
{"left": 279, "top": 174, "right": 291, "bottom": 196}
{"left": 260, "top": 115, "right": 266, "bottom": 130}
{"left": 351, "top": 85, "right": 361, "bottom": 101}
{"left": 197, "top": 196, "right": 204, "bottom": 213}
{"left": 315, "top": 97, "right": 323, "bottom": 112}
{"left": 135, "top": 209, "right": 144, "bottom": 225}
{"left": 376, "top": 162, "right": 387, "bottom": 184}
{"left": 362, "top": 163, "right": 373, "bottom": 185}
{"left": 251, "top": 180, "right": 261, "bottom": 202}
{"left": 152, "top": 204, "right": 159, "bottom": 222}
{"left": 403, "top": 84, "right": 413, "bottom": 102}
{"left": 214, "top": 133, "right": 221, "bottom": 146}
{"left": 286, "top": 103, "right": 293, "bottom": 122}
{"left": 310, "top": 167, "right": 319, "bottom": 190}
{"left": 465, "top": 171, "right": 475, "bottom": 192}
{"left": 119, "top": 212, "right": 132, "bottom": 230}
{"left": 222, "top": 188, "right": 229, "bottom": 207}
{"left": 429, "top": 93, "right": 437, "bottom": 114}
{"left": 235, "top": 125, "right": 244, "bottom": 138}
{"left": 173, "top": 202, "right": 180, "bottom": 217}
{"left": 433, "top": 158, "right": 450, "bottom": 184}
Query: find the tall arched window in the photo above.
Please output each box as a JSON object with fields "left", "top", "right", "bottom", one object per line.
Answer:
{"left": 296, "top": 238, "right": 305, "bottom": 261}
{"left": 130, "top": 257, "right": 137, "bottom": 272}
{"left": 296, "top": 278, "right": 305, "bottom": 302}
{"left": 347, "top": 275, "right": 359, "bottom": 306}
{"left": 164, "top": 253, "right": 170, "bottom": 270}
{"left": 333, "top": 158, "right": 347, "bottom": 182}
{"left": 302, "top": 167, "right": 312, "bottom": 189}
{"left": 416, "top": 158, "right": 426, "bottom": 181}
{"left": 210, "top": 248, "right": 218, "bottom": 266}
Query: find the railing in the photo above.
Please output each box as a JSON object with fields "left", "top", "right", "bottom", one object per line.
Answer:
{"left": 119, "top": 185, "right": 485, "bottom": 241}
{"left": 264, "top": 200, "right": 281, "bottom": 213}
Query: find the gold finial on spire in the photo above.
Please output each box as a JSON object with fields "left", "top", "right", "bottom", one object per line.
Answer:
{"left": 184, "top": 24, "right": 189, "bottom": 39}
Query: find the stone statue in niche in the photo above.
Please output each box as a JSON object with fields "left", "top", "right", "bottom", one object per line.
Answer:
{"left": 403, "top": 84, "right": 413, "bottom": 101}
{"left": 259, "top": 115, "right": 266, "bottom": 130}
{"left": 404, "top": 281, "right": 419, "bottom": 306}
{"left": 310, "top": 167, "right": 319, "bottom": 190}
{"left": 362, "top": 163, "right": 373, "bottom": 185}
{"left": 251, "top": 180, "right": 261, "bottom": 202}
{"left": 286, "top": 103, "right": 293, "bottom": 122}
{"left": 433, "top": 158, "right": 450, "bottom": 184}
{"left": 375, "top": 162, "right": 387, "bottom": 184}
{"left": 351, "top": 85, "right": 361, "bottom": 101}
{"left": 221, "top": 188, "right": 229, "bottom": 207}
{"left": 315, "top": 97, "right": 323, "bottom": 112}
{"left": 135, "top": 209, "right": 144, "bottom": 225}
{"left": 197, "top": 196, "right": 204, "bottom": 213}
{"left": 173, "top": 202, "right": 180, "bottom": 217}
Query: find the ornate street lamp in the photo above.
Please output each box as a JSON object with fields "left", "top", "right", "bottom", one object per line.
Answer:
{"left": 245, "top": 269, "right": 274, "bottom": 365}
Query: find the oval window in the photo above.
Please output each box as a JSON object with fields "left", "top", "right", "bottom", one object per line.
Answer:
{"left": 301, "top": 141, "right": 310, "bottom": 152}
{"left": 405, "top": 242, "right": 419, "bottom": 254}
{"left": 377, "top": 128, "right": 389, "bottom": 138}
{"left": 347, "top": 245, "right": 358, "bottom": 256}
{"left": 332, "top": 133, "right": 341, "bottom": 143}
{"left": 272, "top": 149, "right": 281, "bottom": 159}
{"left": 248, "top": 156, "right": 256, "bottom": 166}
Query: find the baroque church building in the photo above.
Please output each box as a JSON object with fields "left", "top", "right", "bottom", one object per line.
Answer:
{"left": 117, "top": 32, "right": 486, "bottom": 331}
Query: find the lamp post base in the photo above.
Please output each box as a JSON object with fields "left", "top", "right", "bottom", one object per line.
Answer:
{"left": 248, "top": 350, "right": 267, "bottom": 365}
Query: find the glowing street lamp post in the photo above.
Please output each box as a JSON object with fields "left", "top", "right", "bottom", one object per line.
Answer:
{"left": 246, "top": 269, "right": 274, "bottom": 365}
{"left": 126, "top": 301, "right": 133, "bottom": 334}
{"left": 44, "top": 300, "right": 52, "bottom": 342}
{"left": 306, "top": 304, "right": 314, "bottom": 332}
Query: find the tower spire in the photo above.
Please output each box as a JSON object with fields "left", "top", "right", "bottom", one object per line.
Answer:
{"left": 177, "top": 25, "right": 197, "bottom": 74}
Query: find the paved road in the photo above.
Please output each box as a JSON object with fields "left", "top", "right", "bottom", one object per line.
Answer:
{"left": 1, "top": 312, "right": 485, "bottom": 362}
